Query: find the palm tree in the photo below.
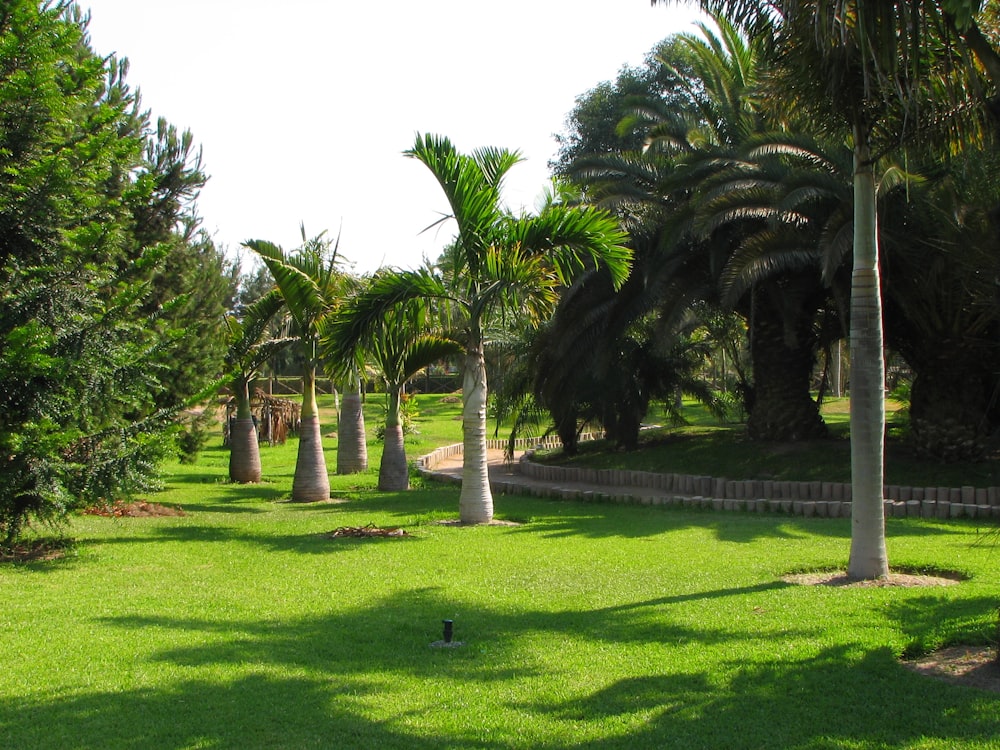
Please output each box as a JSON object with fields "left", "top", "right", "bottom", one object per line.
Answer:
{"left": 224, "top": 290, "right": 293, "bottom": 483}
{"left": 244, "top": 229, "right": 348, "bottom": 502}
{"left": 334, "top": 364, "right": 369, "bottom": 476}
{"left": 334, "top": 133, "right": 630, "bottom": 524}
{"left": 324, "top": 280, "right": 463, "bottom": 490}
{"left": 658, "top": 0, "right": 988, "bottom": 578}
{"left": 573, "top": 15, "right": 836, "bottom": 442}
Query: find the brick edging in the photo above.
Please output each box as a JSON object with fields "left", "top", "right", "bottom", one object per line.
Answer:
{"left": 416, "top": 444, "right": 1000, "bottom": 520}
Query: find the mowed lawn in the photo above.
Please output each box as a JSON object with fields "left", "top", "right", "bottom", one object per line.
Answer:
{"left": 1, "top": 395, "right": 999, "bottom": 749}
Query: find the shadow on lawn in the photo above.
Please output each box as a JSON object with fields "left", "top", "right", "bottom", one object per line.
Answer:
{"left": 2, "top": 587, "right": 995, "bottom": 748}
{"left": 527, "top": 645, "right": 1000, "bottom": 749}
{"left": 0, "top": 674, "right": 463, "bottom": 750}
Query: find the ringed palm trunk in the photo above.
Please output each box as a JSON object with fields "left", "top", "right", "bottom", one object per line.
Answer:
{"left": 228, "top": 378, "right": 262, "bottom": 483}
{"left": 847, "top": 136, "right": 889, "bottom": 580}
{"left": 378, "top": 386, "right": 409, "bottom": 491}
{"left": 336, "top": 386, "right": 368, "bottom": 474}
{"left": 459, "top": 340, "right": 493, "bottom": 524}
{"left": 292, "top": 367, "right": 331, "bottom": 502}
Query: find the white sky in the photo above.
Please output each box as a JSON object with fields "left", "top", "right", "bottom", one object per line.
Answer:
{"left": 81, "top": 1, "right": 703, "bottom": 274}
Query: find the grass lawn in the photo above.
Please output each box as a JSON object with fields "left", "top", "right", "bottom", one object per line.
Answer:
{"left": 1, "top": 394, "right": 999, "bottom": 748}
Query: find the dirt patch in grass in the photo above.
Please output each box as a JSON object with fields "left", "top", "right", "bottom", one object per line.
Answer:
{"left": 324, "top": 524, "right": 410, "bottom": 539}
{"left": 904, "top": 646, "right": 1000, "bottom": 694}
{"left": 0, "top": 538, "right": 74, "bottom": 563}
{"left": 84, "top": 500, "right": 186, "bottom": 517}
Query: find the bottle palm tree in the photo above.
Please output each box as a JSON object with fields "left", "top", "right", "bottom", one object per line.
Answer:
{"left": 334, "top": 133, "right": 631, "bottom": 523}
{"left": 244, "top": 229, "right": 349, "bottom": 501}
{"left": 324, "top": 281, "right": 463, "bottom": 490}
{"left": 224, "top": 290, "right": 293, "bottom": 483}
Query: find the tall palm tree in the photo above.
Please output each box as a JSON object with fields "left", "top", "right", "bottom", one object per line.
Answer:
{"left": 658, "top": 0, "right": 988, "bottom": 578}
{"left": 335, "top": 133, "right": 630, "bottom": 524}
{"left": 224, "top": 290, "right": 293, "bottom": 483}
{"left": 244, "top": 230, "right": 348, "bottom": 502}
{"left": 324, "top": 280, "right": 463, "bottom": 490}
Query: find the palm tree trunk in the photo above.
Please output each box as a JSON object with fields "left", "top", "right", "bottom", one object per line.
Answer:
{"left": 379, "top": 386, "right": 409, "bottom": 490}
{"left": 909, "top": 345, "right": 990, "bottom": 461}
{"left": 459, "top": 341, "right": 493, "bottom": 524}
{"left": 830, "top": 339, "right": 842, "bottom": 398}
{"left": 745, "top": 278, "right": 828, "bottom": 442}
{"left": 228, "top": 378, "right": 262, "bottom": 483}
{"left": 292, "top": 366, "right": 330, "bottom": 502}
{"left": 847, "top": 136, "right": 888, "bottom": 580}
{"left": 336, "top": 387, "right": 368, "bottom": 474}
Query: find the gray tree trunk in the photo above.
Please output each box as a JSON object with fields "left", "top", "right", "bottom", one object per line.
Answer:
{"left": 847, "top": 137, "right": 889, "bottom": 580}
{"left": 292, "top": 368, "right": 330, "bottom": 502}
{"left": 830, "top": 339, "right": 842, "bottom": 398}
{"left": 336, "top": 389, "right": 368, "bottom": 474}
{"left": 378, "top": 386, "right": 409, "bottom": 490}
{"left": 459, "top": 342, "right": 493, "bottom": 524}
{"left": 229, "top": 379, "right": 261, "bottom": 483}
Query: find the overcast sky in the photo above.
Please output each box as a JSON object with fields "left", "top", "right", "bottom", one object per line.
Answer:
{"left": 81, "top": 1, "right": 703, "bottom": 274}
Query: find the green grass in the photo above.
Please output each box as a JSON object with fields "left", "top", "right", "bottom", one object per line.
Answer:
{"left": 543, "top": 397, "right": 1000, "bottom": 488}
{"left": 2, "top": 393, "right": 999, "bottom": 748}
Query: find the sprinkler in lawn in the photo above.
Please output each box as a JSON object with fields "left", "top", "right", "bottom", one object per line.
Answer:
{"left": 430, "top": 618, "right": 464, "bottom": 648}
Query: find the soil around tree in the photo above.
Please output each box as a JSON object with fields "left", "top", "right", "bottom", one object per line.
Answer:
{"left": 781, "top": 570, "right": 962, "bottom": 588}
{"left": 903, "top": 646, "right": 1000, "bottom": 693}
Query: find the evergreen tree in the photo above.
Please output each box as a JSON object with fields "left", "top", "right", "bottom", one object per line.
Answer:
{"left": 0, "top": 2, "right": 225, "bottom": 545}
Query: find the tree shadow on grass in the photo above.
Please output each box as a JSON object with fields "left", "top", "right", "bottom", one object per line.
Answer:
{"left": 3, "top": 587, "right": 994, "bottom": 748}
{"left": 0, "top": 674, "right": 471, "bottom": 750}
{"left": 525, "top": 645, "right": 1000, "bottom": 749}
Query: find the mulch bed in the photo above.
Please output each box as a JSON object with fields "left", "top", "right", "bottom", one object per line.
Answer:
{"left": 324, "top": 524, "right": 410, "bottom": 539}
{"left": 0, "top": 538, "right": 74, "bottom": 563}
{"left": 83, "top": 500, "right": 186, "bottom": 518}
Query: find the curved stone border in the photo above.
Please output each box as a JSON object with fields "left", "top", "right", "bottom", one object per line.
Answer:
{"left": 417, "top": 443, "right": 1000, "bottom": 521}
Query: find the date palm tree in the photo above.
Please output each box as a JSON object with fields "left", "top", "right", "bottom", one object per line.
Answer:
{"left": 244, "top": 230, "right": 348, "bottom": 502}
{"left": 334, "top": 133, "right": 630, "bottom": 523}
{"left": 224, "top": 290, "right": 294, "bottom": 483}
{"left": 658, "top": 0, "right": 988, "bottom": 578}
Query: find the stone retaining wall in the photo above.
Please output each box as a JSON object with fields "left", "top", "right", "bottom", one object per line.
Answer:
{"left": 515, "top": 451, "right": 1000, "bottom": 520}
{"left": 417, "top": 442, "right": 1000, "bottom": 521}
